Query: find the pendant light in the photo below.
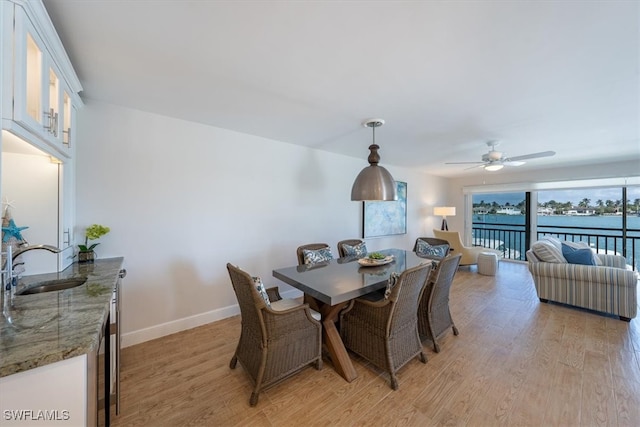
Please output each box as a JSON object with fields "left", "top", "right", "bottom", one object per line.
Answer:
{"left": 351, "top": 119, "right": 398, "bottom": 201}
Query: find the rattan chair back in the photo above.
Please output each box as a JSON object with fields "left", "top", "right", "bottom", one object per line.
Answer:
{"left": 340, "top": 262, "right": 433, "bottom": 390}
{"left": 296, "top": 243, "right": 331, "bottom": 265}
{"left": 413, "top": 237, "right": 450, "bottom": 260}
{"left": 418, "top": 253, "right": 462, "bottom": 352}
{"left": 226, "top": 263, "right": 322, "bottom": 406}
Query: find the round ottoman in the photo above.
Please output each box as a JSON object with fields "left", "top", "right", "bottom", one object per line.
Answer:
{"left": 477, "top": 252, "right": 499, "bottom": 276}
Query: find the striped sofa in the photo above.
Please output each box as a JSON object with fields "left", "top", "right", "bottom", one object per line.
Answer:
{"left": 526, "top": 245, "right": 638, "bottom": 321}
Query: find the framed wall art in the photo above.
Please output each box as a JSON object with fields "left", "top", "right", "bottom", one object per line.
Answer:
{"left": 362, "top": 181, "right": 407, "bottom": 238}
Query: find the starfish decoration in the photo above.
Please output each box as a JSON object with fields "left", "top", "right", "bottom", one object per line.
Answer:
{"left": 2, "top": 218, "right": 28, "bottom": 243}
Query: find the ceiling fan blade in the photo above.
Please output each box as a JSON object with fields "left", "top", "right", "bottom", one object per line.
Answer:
{"left": 445, "top": 161, "right": 485, "bottom": 165}
{"left": 503, "top": 161, "right": 525, "bottom": 166}
{"left": 464, "top": 164, "right": 485, "bottom": 170}
{"left": 505, "top": 151, "right": 556, "bottom": 162}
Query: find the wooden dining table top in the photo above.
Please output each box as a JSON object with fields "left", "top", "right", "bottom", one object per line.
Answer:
{"left": 272, "top": 248, "right": 432, "bottom": 306}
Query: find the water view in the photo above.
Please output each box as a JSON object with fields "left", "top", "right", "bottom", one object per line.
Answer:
{"left": 471, "top": 188, "right": 640, "bottom": 270}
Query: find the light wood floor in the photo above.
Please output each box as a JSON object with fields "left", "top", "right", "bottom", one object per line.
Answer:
{"left": 110, "top": 261, "right": 640, "bottom": 426}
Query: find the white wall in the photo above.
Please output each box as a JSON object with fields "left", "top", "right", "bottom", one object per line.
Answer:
{"left": 76, "top": 100, "right": 448, "bottom": 346}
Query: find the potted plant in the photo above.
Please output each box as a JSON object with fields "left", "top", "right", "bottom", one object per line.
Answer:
{"left": 78, "top": 224, "right": 110, "bottom": 263}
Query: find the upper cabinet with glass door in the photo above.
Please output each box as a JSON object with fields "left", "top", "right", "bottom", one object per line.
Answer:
{"left": 1, "top": 0, "right": 83, "bottom": 159}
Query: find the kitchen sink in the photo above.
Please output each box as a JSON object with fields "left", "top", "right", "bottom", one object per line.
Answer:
{"left": 16, "top": 277, "right": 88, "bottom": 295}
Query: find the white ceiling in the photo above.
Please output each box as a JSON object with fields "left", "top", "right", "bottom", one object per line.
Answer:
{"left": 42, "top": 0, "right": 639, "bottom": 177}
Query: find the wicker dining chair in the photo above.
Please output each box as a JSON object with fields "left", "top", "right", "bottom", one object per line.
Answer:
{"left": 412, "top": 237, "right": 450, "bottom": 260}
{"left": 296, "top": 243, "right": 333, "bottom": 265}
{"left": 339, "top": 262, "right": 433, "bottom": 390}
{"left": 226, "top": 263, "right": 322, "bottom": 406}
{"left": 336, "top": 239, "right": 366, "bottom": 258}
{"left": 418, "top": 253, "right": 462, "bottom": 352}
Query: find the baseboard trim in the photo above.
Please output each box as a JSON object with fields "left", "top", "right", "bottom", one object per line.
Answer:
{"left": 121, "top": 288, "right": 302, "bottom": 348}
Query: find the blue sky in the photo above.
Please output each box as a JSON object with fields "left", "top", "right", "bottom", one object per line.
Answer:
{"left": 473, "top": 187, "right": 640, "bottom": 206}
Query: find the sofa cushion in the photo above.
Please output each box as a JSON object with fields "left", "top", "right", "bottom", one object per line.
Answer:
{"left": 302, "top": 247, "right": 334, "bottom": 264}
{"left": 561, "top": 243, "right": 597, "bottom": 266}
{"left": 531, "top": 240, "right": 567, "bottom": 263}
{"left": 416, "top": 239, "right": 449, "bottom": 259}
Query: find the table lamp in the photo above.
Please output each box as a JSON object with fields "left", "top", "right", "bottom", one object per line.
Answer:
{"left": 434, "top": 207, "right": 456, "bottom": 231}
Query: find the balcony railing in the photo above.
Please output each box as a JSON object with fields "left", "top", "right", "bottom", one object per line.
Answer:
{"left": 471, "top": 221, "right": 640, "bottom": 270}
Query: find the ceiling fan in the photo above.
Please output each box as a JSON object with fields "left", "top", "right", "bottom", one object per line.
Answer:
{"left": 446, "top": 141, "right": 556, "bottom": 171}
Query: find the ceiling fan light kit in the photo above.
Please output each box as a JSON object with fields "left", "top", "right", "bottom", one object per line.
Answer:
{"left": 351, "top": 119, "right": 398, "bottom": 201}
{"left": 446, "top": 140, "right": 556, "bottom": 172}
{"left": 484, "top": 163, "right": 504, "bottom": 171}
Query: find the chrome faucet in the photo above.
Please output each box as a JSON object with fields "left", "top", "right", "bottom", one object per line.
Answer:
{"left": 2, "top": 244, "right": 62, "bottom": 292}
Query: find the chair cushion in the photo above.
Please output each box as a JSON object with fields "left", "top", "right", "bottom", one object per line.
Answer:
{"left": 561, "top": 243, "right": 597, "bottom": 266}
{"left": 384, "top": 272, "right": 400, "bottom": 299}
{"left": 302, "top": 247, "right": 334, "bottom": 264}
{"left": 415, "top": 239, "right": 448, "bottom": 259}
{"left": 531, "top": 240, "right": 567, "bottom": 263}
{"left": 271, "top": 298, "right": 321, "bottom": 321}
{"left": 252, "top": 276, "right": 271, "bottom": 307}
{"left": 342, "top": 242, "right": 368, "bottom": 257}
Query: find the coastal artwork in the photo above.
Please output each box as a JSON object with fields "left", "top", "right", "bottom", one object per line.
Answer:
{"left": 363, "top": 181, "right": 407, "bottom": 238}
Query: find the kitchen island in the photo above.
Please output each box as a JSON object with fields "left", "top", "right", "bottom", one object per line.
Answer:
{"left": 0, "top": 257, "right": 124, "bottom": 426}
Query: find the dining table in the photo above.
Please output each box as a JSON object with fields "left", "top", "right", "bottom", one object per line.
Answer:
{"left": 272, "top": 248, "right": 432, "bottom": 382}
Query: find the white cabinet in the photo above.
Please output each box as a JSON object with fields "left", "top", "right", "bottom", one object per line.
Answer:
{"left": 2, "top": 1, "right": 82, "bottom": 160}
{"left": 0, "top": 355, "right": 90, "bottom": 427}
{"left": 1, "top": 0, "right": 81, "bottom": 272}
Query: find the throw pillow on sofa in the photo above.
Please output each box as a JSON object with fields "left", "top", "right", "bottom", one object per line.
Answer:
{"left": 562, "top": 240, "right": 602, "bottom": 266}
{"left": 531, "top": 240, "right": 567, "bottom": 263}
{"left": 561, "top": 243, "right": 597, "bottom": 266}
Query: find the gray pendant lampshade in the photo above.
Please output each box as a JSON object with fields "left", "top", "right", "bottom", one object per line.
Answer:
{"left": 351, "top": 119, "right": 398, "bottom": 201}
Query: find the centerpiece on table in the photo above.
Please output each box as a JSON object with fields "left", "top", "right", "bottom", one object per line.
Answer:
{"left": 357, "top": 251, "right": 395, "bottom": 267}
{"left": 78, "top": 224, "right": 110, "bottom": 263}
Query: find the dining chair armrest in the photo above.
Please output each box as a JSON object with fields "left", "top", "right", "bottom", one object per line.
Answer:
{"left": 264, "top": 303, "right": 321, "bottom": 330}
{"left": 265, "top": 286, "right": 282, "bottom": 302}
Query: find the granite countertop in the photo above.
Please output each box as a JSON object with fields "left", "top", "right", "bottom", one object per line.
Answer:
{"left": 0, "top": 257, "right": 124, "bottom": 377}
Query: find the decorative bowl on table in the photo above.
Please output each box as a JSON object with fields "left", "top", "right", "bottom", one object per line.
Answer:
{"left": 357, "top": 252, "right": 395, "bottom": 267}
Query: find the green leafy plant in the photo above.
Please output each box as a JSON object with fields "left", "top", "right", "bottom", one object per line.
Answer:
{"left": 78, "top": 224, "right": 110, "bottom": 252}
{"left": 368, "top": 252, "right": 386, "bottom": 260}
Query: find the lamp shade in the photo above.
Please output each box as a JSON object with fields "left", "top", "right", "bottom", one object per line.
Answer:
{"left": 351, "top": 165, "right": 397, "bottom": 201}
{"left": 351, "top": 118, "right": 397, "bottom": 201}
{"left": 434, "top": 206, "right": 456, "bottom": 217}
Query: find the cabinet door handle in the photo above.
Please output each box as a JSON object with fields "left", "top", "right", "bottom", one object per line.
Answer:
{"left": 53, "top": 112, "right": 59, "bottom": 137}
{"left": 63, "top": 127, "right": 71, "bottom": 147}
{"left": 63, "top": 229, "right": 70, "bottom": 245}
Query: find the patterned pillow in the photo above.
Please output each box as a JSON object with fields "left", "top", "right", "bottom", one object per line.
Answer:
{"left": 416, "top": 239, "right": 448, "bottom": 259}
{"left": 531, "top": 240, "right": 567, "bottom": 263}
{"left": 342, "top": 242, "right": 367, "bottom": 257}
{"left": 252, "top": 276, "right": 271, "bottom": 307}
{"left": 561, "top": 243, "right": 596, "bottom": 266}
{"left": 302, "top": 247, "right": 334, "bottom": 265}
{"left": 384, "top": 272, "right": 400, "bottom": 299}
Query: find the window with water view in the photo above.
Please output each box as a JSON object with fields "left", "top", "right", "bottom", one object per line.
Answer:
{"left": 472, "top": 186, "right": 640, "bottom": 270}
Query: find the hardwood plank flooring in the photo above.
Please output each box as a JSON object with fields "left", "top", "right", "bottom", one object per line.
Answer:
{"left": 110, "top": 261, "right": 640, "bottom": 426}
